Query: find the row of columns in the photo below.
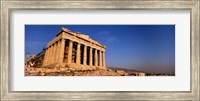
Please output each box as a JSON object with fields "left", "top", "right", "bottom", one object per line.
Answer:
{"left": 67, "top": 39, "right": 105, "bottom": 67}
{"left": 43, "top": 39, "right": 63, "bottom": 66}
{"left": 43, "top": 38, "right": 106, "bottom": 67}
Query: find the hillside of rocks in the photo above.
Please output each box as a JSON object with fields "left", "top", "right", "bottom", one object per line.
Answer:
{"left": 25, "top": 67, "right": 145, "bottom": 76}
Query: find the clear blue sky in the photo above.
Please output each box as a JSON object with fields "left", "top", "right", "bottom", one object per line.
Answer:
{"left": 25, "top": 25, "right": 175, "bottom": 74}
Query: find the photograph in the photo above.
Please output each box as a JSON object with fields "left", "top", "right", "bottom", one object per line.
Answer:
{"left": 1, "top": 0, "right": 199, "bottom": 100}
{"left": 25, "top": 25, "right": 175, "bottom": 76}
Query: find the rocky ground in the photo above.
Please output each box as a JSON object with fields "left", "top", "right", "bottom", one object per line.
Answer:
{"left": 25, "top": 67, "right": 145, "bottom": 76}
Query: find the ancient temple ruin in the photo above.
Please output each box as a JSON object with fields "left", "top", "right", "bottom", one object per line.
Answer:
{"left": 42, "top": 27, "right": 106, "bottom": 70}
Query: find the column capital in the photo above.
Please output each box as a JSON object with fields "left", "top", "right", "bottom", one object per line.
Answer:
{"left": 68, "top": 39, "right": 73, "bottom": 42}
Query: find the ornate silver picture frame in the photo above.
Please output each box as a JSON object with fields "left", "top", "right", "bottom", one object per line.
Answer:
{"left": 1, "top": 0, "right": 199, "bottom": 100}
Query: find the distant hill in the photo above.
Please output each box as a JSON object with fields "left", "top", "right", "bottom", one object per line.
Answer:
{"left": 107, "top": 67, "right": 144, "bottom": 73}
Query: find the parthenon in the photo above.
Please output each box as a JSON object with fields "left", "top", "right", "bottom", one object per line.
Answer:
{"left": 42, "top": 27, "right": 106, "bottom": 70}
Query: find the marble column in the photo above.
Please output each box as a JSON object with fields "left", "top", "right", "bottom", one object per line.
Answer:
{"left": 83, "top": 45, "right": 87, "bottom": 65}
{"left": 103, "top": 51, "right": 106, "bottom": 67}
{"left": 67, "top": 40, "right": 73, "bottom": 63}
{"left": 94, "top": 49, "right": 98, "bottom": 66}
{"left": 54, "top": 42, "right": 58, "bottom": 63}
{"left": 89, "top": 47, "right": 93, "bottom": 66}
{"left": 46, "top": 48, "right": 50, "bottom": 65}
{"left": 101, "top": 51, "right": 103, "bottom": 67}
{"left": 59, "top": 39, "right": 65, "bottom": 64}
{"left": 50, "top": 44, "right": 54, "bottom": 64}
{"left": 49, "top": 45, "right": 53, "bottom": 64}
{"left": 55, "top": 41, "right": 60, "bottom": 63}
{"left": 52, "top": 43, "right": 56, "bottom": 64}
{"left": 48, "top": 46, "right": 53, "bottom": 64}
{"left": 43, "top": 48, "right": 48, "bottom": 66}
{"left": 76, "top": 43, "right": 81, "bottom": 64}
{"left": 46, "top": 47, "right": 50, "bottom": 65}
{"left": 99, "top": 50, "right": 102, "bottom": 67}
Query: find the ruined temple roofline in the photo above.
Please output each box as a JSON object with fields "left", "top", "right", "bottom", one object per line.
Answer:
{"left": 46, "top": 27, "right": 106, "bottom": 49}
